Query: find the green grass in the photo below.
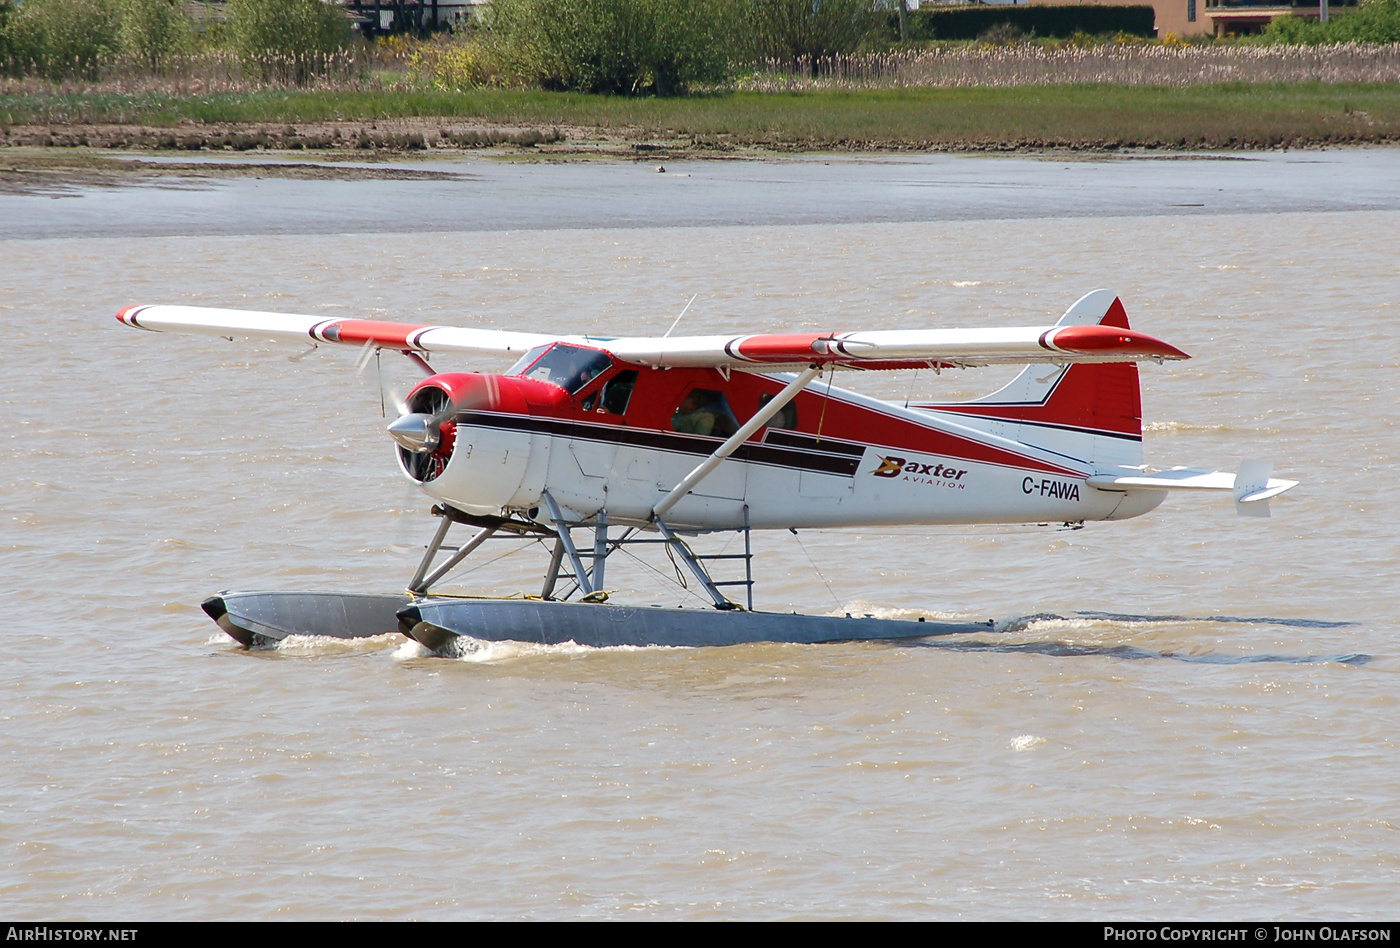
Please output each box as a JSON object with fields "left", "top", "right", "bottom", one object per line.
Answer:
{"left": 4, "top": 84, "right": 1400, "bottom": 149}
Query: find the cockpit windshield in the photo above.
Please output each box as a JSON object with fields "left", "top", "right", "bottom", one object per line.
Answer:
{"left": 505, "top": 345, "right": 550, "bottom": 377}
{"left": 510, "top": 344, "right": 613, "bottom": 394}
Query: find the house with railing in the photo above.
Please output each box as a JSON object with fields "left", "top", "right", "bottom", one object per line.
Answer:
{"left": 997, "top": 0, "right": 1355, "bottom": 35}
{"left": 341, "top": 0, "right": 485, "bottom": 36}
{"left": 1202, "top": 0, "right": 1355, "bottom": 35}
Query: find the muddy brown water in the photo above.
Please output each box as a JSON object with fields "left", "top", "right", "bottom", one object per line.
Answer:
{"left": 2, "top": 150, "right": 1398, "bottom": 919}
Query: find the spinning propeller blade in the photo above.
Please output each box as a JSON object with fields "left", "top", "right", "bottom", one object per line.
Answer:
{"left": 387, "top": 375, "right": 499, "bottom": 483}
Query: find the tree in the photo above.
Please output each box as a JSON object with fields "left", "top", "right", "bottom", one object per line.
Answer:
{"left": 483, "top": 0, "right": 731, "bottom": 95}
{"left": 3, "top": 0, "right": 121, "bottom": 79}
{"left": 226, "top": 0, "right": 350, "bottom": 84}
{"left": 118, "top": 0, "right": 190, "bottom": 72}
{"left": 741, "top": 0, "right": 877, "bottom": 70}
{"left": 1330, "top": 0, "right": 1400, "bottom": 42}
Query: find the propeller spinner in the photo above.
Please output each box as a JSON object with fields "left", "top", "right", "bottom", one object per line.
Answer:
{"left": 390, "top": 383, "right": 459, "bottom": 482}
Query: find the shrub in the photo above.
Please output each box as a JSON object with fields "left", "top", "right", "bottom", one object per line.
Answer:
{"left": 977, "top": 22, "right": 1026, "bottom": 46}
{"left": 118, "top": 0, "right": 190, "bottom": 71}
{"left": 741, "top": 0, "right": 878, "bottom": 68}
{"left": 1261, "top": 0, "right": 1400, "bottom": 44}
{"left": 482, "top": 0, "right": 730, "bottom": 95}
{"left": 1260, "top": 13, "right": 1327, "bottom": 43}
{"left": 1330, "top": 0, "right": 1400, "bottom": 42}
{"left": 226, "top": 0, "right": 351, "bottom": 84}
{"left": 4, "top": 0, "right": 121, "bottom": 79}
{"left": 0, "top": 0, "right": 13, "bottom": 74}
{"left": 407, "top": 35, "right": 502, "bottom": 89}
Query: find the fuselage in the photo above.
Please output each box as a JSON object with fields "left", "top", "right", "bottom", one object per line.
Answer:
{"left": 402, "top": 344, "right": 1165, "bottom": 532}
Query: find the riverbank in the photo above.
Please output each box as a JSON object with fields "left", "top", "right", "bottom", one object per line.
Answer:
{"left": 3, "top": 84, "right": 1400, "bottom": 156}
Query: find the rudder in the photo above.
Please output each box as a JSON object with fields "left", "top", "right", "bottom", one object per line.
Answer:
{"left": 920, "top": 290, "right": 1143, "bottom": 467}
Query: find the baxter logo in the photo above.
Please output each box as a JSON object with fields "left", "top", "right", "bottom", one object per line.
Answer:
{"left": 872, "top": 456, "right": 968, "bottom": 481}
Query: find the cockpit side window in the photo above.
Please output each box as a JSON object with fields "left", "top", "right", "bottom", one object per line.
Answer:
{"left": 600, "top": 370, "right": 638, "bottom": 414}
{"left": 757, "top": 392, "right": 798, "bottom": 431}
{"left": 671, "top": 388, "right": 740, "bottom": 438}
{"left": 517, "top": 344, "right": 613, "bottom": 394}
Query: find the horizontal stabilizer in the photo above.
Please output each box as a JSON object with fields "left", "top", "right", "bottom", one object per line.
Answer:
{"left": 1087, "top": 460, "right": 1298, "bottom": 518}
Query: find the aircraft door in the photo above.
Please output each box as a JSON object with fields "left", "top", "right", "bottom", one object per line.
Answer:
{"left": 667, "top": 386, "right": 746, "bottom": 502}
{"left": 509, "top": 428, "right": 552, "bottom": 510}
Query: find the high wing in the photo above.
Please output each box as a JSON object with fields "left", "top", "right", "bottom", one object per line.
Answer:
{"left": 116, "top": 304, "right": 558, "bottom": 360}
{"left": 116, "top": 293, "right": 1189, "bottom": 370}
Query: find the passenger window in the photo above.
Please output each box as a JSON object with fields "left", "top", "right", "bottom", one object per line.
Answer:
{"left": 757, "top": 392, "right": 798, "bottom": 431}
{"left": 520, "top": 344, "right": 612, "bottom": 394}
{"left": 671, "top": 388, "right": 740, "bottom": 438}
{"left": 600, "top": 370, "right": 638, "bottom": 414}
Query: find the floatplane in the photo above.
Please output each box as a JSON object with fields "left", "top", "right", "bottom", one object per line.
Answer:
{"left": 117, "top": 290, "right": 1296, "bottom": 651}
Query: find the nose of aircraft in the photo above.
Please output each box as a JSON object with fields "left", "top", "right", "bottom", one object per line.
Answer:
{"left": 387, "top": 412, "right": 443, "bottom": 454}
{"left": 391, "top": 372, "right": 533, "bottom": 484}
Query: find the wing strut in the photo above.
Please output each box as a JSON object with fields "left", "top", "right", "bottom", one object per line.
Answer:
{"left": 651, "top": 364, "right": 824, "bottom": 522}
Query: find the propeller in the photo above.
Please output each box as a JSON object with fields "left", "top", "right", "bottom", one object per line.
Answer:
{"left": 386, "top": 374, "right": 497, "bottom": 484}
{"left": 351, "top": 342, "right": 466, "bottom": 484}
{"left": 390, "top": 385, "right": 459, "bottom": 483}
{"left": 351, "top": 344, "right": 430, "bottom": 556}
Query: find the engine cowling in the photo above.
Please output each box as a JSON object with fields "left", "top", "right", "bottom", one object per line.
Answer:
{"left": 392, "top": 373, "right": 540, "bottom": 515}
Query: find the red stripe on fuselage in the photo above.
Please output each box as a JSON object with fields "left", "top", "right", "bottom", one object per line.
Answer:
{"left": 925, "top": 360, "right": 1142, "bottom": 438}
{"left": 764, "top": 382, "right": 1084, "bottom": 477}
{"left": 501, "top": 361, "right": 1086, "bottom": 479}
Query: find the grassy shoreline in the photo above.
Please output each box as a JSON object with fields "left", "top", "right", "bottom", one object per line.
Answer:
{"left": 3, "top": 84, "right": 1400, "bottom": 154}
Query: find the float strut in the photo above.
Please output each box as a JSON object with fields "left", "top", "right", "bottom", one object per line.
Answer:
{"left": 542, "top": 490, "right": 594, "bottom": 596}
{"left": 541, "top": 537, "right": 567, "bottom": 600}
{"left": 654, "top": 517, "right": 735, "bottom": 610}
{"left": 407, "top": 512, "right": 455, "bottom": 593}
{"left": 592, "top": 510, "right": 608, "bottom": 592}
{"left": 412, "top": 526, "right": 498, "bottom": 595}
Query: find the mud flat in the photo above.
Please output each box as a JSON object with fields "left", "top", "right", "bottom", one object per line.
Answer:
{"left": 4, "top": 84, "right": 1400, "bottom": 159}
{"left": 4, "top": 146, "right": 1400, "bottom": 240}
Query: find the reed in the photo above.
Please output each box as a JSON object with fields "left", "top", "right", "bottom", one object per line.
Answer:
{"left": 739, "top": 42, "right": 1400, "bottom": 90}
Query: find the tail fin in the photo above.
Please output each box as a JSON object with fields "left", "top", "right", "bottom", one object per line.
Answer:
{"left": 921, "top": 290, "right": 1144, "bottom": 467}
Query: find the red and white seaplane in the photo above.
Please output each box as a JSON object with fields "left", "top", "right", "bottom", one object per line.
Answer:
{"left": 117, "top": 290, "right": 1297, "bottom": 650}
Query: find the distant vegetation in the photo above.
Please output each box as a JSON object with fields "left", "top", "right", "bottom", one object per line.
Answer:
{"left": 465, "top": 0, "right": 732, "bottom": 95}
{"left": 0, "top": 0, "right": 355, "bottom": 83}
{"left": 225, "top": 0, "right": 350, "bottom": 84}
{"left": 1261, "top": 0, "right": 1400, "bottom": 44}
{"left": 0, "top": 0, "right": 1398, "bottom": 101}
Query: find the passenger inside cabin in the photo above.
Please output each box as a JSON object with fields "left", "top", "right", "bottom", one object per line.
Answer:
{"left": 671, "top": 388, "right": 740, "bottom": 438}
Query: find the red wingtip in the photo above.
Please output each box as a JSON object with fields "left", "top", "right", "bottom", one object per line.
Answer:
{"left": 1046, "top": 325, "right": 1190, "bottom": 361}
{"left": 115, "top": 305, "right": 144, "bottom": 327}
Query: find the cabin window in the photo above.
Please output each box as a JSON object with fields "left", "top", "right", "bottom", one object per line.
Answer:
{"left": 600, "top": 370, "right": 638, "bottom": 414}
{"left": 518, "top": 344, "right": 612, "bottom": 394}
{"left": 757, "top": 392, "right": 798, "bottom": 431}
{"left": 671, "top": 388, "right": 740, "bottom": 438}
